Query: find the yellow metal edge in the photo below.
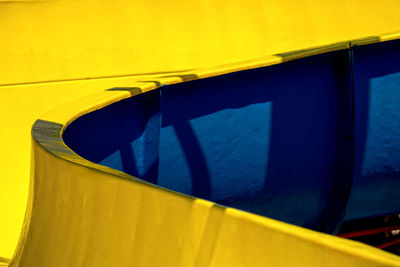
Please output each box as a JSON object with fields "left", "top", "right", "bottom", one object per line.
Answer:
{"left": 35, "top": 107, "right": 201, "bottom": 204}
{"left": 227, "top": 208, "right": 400, "bottom": 265}
{"left": 176, "top": 42, "right": 350, "bottom": 81}
{"left": 350, "top": 31, "right": 400, "bottom": 47}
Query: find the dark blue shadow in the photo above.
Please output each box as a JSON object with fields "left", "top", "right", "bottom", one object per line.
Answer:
{"left": 159, "top": 50, "right": 353, "bottom": 233}
{"left": 63, "top": 90, "right": 160, "bottom": 183}
{"left": 345, "top": 39, "right": 400, "bottom": 221}
{"left": 63, "top": 50, "right": 363, "bottom": 234}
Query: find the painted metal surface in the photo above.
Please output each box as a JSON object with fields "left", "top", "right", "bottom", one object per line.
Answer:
{"left": 64, "top": 49, "right": 354, "bottom": 234}
{"left": 1, "top": 0, "right": 400, "bottom": 86}
{"left": 0, "top": 0, "right": 400, "bottom": 265}
{"left": 346, "top": 40, "right": 400, "bottom": 220}
{"left": 62, "top": 39, "right": 400, "bottom": 235}
{"left": 6, "top": 40, "right": 398, "bottom": 266}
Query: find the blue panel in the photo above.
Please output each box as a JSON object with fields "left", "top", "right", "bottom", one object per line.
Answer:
{"left": 63, "top": 50, "right": 354, "bottom": 233}
{"left": 346, "top": 39, "right": 400, "bottom": 220}
{"left": 159, "top": 50, "right": 353, "bottom": 233}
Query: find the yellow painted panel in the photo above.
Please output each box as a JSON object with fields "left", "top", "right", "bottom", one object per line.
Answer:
{"left": 0, "top": 73, "right": 182, "bottom": 259}
{"left": 0, "top": 0, "right": 399, "bottom": 85}
{"left": 9, "top": 139, "right": 400, "bottom": 266}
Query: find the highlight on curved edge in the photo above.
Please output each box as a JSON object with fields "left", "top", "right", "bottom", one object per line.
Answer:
{"left": 1, "top": 1, "right": 400, "bottom": 266}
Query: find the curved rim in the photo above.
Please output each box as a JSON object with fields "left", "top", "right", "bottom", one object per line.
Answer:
{"left": 27, "top": 32, "right": 400, "bottom": 263}
{"left": 32, "top": 32, "right": 400, "bottom": 194}
{"left": 31, "top": 40, "right": 353, "bottom": 202}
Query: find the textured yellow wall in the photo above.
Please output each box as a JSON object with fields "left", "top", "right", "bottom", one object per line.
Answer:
{"left": 1, "top": 0, "right": 400, "bottom": 85}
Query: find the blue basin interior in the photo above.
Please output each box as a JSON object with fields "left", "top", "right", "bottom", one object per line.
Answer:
{"left": 63, "top": 39, "right": 400, "bottom": 234}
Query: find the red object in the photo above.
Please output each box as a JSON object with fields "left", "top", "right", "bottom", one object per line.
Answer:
{"left": 377, "top": 237, "right": 400, "bottom": 249}
{"left": 338, "top": 226, "right": 400, "bottom": 238}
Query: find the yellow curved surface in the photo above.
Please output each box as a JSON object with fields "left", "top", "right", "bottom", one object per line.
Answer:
{"left": 0, "top": 0, "right": 400, "bottom": 265}
{"left": 12, "top": 56, "right": 400, "bottom": 266}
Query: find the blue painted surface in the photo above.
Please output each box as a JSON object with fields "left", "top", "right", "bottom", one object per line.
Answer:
{"left": 63, "top": 50, "right": 355, "bottom": 233}
{"left": 159, "top": 51, "right": 353, "bottom": 233}
{"left": 63, "top": 90, "right": 160, "bottom": 184}
{"left": 345, "top": 39, "right": 400, "bottom": 220}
